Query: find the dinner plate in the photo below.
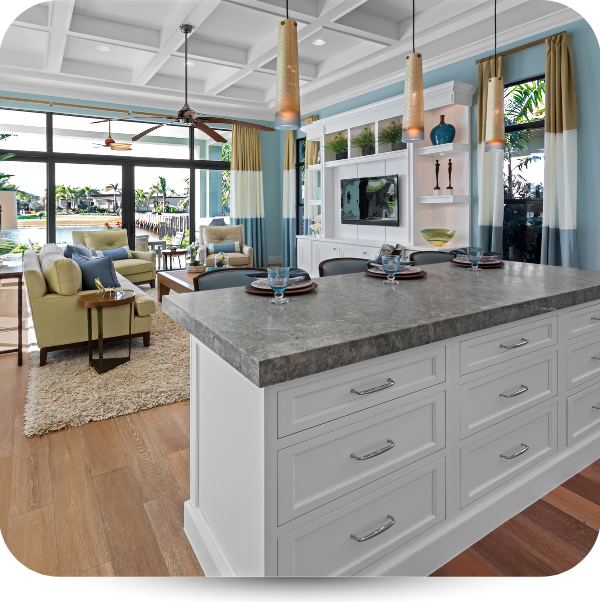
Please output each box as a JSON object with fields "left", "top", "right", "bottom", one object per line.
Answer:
{"left": 250, "top": 278, "right": 313, "bottom": 291}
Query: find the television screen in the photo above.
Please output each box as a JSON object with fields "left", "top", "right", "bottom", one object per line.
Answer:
{"left": 341, "top": 175, "right": 399, "bottom": 226}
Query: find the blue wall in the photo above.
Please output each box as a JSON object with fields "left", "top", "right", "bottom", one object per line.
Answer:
{"left": 0, "top": 91, "right": 284, "bottom": 262}
{"left": 303, "top": 18, "right": 600, "bottom": 271}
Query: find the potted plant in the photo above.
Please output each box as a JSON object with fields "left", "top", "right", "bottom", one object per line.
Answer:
{"left": 351, "top": 128, "right": 376, "bottom": 156}
{"left": 379, "top": 121, "right": 406, "bottom": 151}
{"left": 324, "top": 133, "right": 348, "bottom": 160}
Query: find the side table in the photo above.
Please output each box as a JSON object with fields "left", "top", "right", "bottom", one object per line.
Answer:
{"left": 148, "top": 240, "right": 167, "bottom": 271}
{"left": 162, "top": 248, "right": 187, "bottom": 270}
{"left": 0, "top": 264, "right": 23, "bottom": 366}
{"left": 77, "top": 290, "right": 136, "bottom": 374}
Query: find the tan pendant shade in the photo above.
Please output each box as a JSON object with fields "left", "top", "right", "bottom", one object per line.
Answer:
{"left": 402, "top": 53, "right": 424, "bottom": 143}
{"left": 275, "top": 19, "right": 300, "bottom": 130}
{"left": 485, "top": 75, "right": 505, "bottom": 152}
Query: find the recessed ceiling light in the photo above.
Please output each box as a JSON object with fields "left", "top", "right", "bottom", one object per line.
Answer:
{"left": 97, "top": 45, "right": 110, "bottom": 52}
{"left": 313, "top": 39, "right": 325, "bottom": 46}
{"left": 186, "top": 61, "right": 195, "bottom": 67}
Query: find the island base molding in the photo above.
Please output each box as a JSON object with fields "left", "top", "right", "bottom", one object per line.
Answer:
{"left": 185, "top": 300, "right": 600, "bottom": 577}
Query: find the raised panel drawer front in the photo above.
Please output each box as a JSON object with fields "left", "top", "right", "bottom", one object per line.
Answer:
{"left": 278, "top": 391, "right": 445, "bottom": 524}
{"left": 565, "top": 302, "right": 600, "bottom": 341}
{"left": 567, "top": 380, "right": 600, "bottom": 446}
{"left": 278, "top": 459, "right": 445, "bottom": 577}
{"left": 459, "top": 316, "right": 557, "bottom": 376}
{"left": 567, "top": 334, "right": 600, "bottom": 390}
{"left": 460, "top": 404, "right": 557, "bottom": 509}
{"left": 460, "top": 352, "right": 557, "bottom": 439}
{"left": 277, "top": 346, "right": 446, "bottom": 438}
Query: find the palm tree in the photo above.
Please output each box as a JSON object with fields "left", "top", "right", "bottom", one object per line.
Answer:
{"left": 151, "top": 176, "right": 177, "bottom": 211}
{"left": 0, "top": 152, "right": 16, "bottom": 191}
{"left": 135, "top": 188, "right": 149, "bottom": 210}
{"left": 105, "top": 183, "right": 120, "bottom": 213}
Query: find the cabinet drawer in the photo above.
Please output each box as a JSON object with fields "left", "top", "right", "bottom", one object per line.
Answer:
{"left": 459, "top": 316, "right": 557, "bottom": 376}
{"left": 277, "top": 346, "right": 445, "bottom": 437}
{"left": 565, "top": 302, "right": 600, "bottom": 341}
{"left": 278, "top": 391, "right": 445, "bottom": 524}
{"left": 278, "top": 459, "right": 445, "bottom": 576}
{"left": 460, "top": 404, "right": 557, "bottom": 509}
{"left": 567, "top": 380, "right": 600, "bottom": 446}
{"left": 460, "top": 352, "right": 557, "bottom": 439}
{"left": 566, "top": 334, "right": 600, "bottom": 390}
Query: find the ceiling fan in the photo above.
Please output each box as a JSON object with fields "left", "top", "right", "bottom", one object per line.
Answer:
{"left": 93, "top": 24, "right": 275, "bottom": 144}
{"left": 92, "top": 120, "right": 132, "bottom": 151}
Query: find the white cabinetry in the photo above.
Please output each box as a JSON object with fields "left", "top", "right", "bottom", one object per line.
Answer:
{"left": 299, "top": 237, "right": 383, "bottom": 276}
{"left": 297, "top": 238, "right": 312, "bottom": 273}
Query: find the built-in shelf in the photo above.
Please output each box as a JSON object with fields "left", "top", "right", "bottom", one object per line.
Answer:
{"left": 419, "top": 195, "right": 469, "bottom": 204}
{"left": 418, "top": 143, "right": 470, "bottom": 156}
{"left": 324, "top": 149, "right": 407, "bottom": 168}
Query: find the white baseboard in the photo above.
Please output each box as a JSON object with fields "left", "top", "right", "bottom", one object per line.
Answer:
{"left": 267, "top": 255, "right": 282, "bottom": 265}
{"left": 184, "top": 501, "right": 236, "bottom": 577}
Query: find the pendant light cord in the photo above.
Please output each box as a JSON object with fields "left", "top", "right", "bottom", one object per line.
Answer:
{"left": 494, "top": 0, "right": 497, "bottom": 77}
{"left": 413, "top": 0, "right": 415, "bottom": 54}
{"left": 286, "top": 0, "right": 289, "bottom": 20}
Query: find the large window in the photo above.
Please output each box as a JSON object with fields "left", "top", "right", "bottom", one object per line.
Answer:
{"left": 0, "top": 107, "right": 230, "bottom": 252}
{"left": 503, "top": 77, "right": 545, "bottom": 263}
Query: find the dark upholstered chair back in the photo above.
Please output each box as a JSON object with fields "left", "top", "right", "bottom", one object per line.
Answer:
{"left": 193, "top": 267, "right": 267, "bottom": 292}
{"left": 319, "top": 258, "right": 371, "bottom": 278}
{"left": 409, "top": 251, "right": 456, "bottom": 266}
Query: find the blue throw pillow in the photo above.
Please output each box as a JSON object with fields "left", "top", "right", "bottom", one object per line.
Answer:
{"left": 207, "top": 240, "right": 242, "bottom": 254}
{"left": 91, "top": 245, "right": 132, "bottom": 261}
{"left": 72, "top": 254, "right": 121, "bottom": 291}
{"left": 64, "top": 242, "right": 93, "bottom": 258}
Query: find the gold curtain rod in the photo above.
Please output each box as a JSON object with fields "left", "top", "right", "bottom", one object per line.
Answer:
{"left": 475, "top": 31, "right": 566, "bottom": 65}
{"left": 301, "top": 115, "right": 319, "bottom": 122}
{"left": 0, "top": 95, "right": 176, "bottom": 119}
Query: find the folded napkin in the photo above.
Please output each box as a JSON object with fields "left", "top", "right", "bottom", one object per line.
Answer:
{"left": 246, "top": 268, "right": 310, "bottom": 281}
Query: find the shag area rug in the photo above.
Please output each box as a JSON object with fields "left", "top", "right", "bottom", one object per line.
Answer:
{"left": 25, "top": 287, "right": 189, "bottom": 436}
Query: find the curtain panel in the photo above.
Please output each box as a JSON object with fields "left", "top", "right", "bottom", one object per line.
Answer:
{"left": 282, "top": 131, "right": 296, "bottom": 266}
{"left": 477, "top": 56, "right": 505, "bottom": 253}
{"left": 230, "top": 125, "right": 267, "bottom": 266}
{"left": 304, "top": 116, "right": 320, "bottom": 237}
{"left": 542, "top": 33, "right": 579, "bottom": 268}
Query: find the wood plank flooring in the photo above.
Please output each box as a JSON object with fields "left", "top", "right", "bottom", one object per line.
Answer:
{"left": 1, "top": 279, "right": 598, "bottom": 577}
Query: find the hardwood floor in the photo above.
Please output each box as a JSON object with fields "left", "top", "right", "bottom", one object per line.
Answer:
{"left": 0, "top": 278, "right": 598, "bottom": 577}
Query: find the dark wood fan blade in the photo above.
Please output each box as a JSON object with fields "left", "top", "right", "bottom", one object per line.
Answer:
{"left": 199, "top": 117, "right": 275, "bottom": 132}
{"left": 132, "top": 124, "right": 164, "bottom": 141}
{"left": 91, "top": 115, "right": 176, "bottom": 124}
{"left": 194, "top": 122, "right": 228, "bottom": 143}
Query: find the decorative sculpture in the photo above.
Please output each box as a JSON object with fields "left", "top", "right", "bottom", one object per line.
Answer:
{"left": 434, "top": 160, "right": 441, "bottom": 196}
{"left": 446, "top": 159, "right": 454, "bottom": 195}
{"left": 95, "top": 277, "right": 116, "bottom": 297}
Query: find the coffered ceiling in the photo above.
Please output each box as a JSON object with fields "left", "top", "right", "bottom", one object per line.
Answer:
{"left": 0, "top": 0, "right": 582, "bottom": 121}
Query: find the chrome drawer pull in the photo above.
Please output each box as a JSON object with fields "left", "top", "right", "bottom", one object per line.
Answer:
{"left": 591, "top": 317, "right": 600, "bottom": 321}
{"left": 592, "top": 405, "right": 600, "bottom": 410}
{"left": 500, "top": 338, "right": 529, "bottom": 350}
{"left": 351, "top": 378, "right": 395, "bottom": 396}
{"left": 592, "top": 356, "right": 600, "bottom": 361}
{"left": 500, "top": 443, "right": 529, "bottom": 460}
{"left": 351, "top": 514, "right": 395, "bottom": 542}
{"left": 500, "top": 385, "right": 529, "bottom": 398}
{"left": 351, "top": 439, "right": 395, "bottom": 461}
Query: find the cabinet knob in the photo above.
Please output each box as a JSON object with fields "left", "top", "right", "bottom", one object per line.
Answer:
{"left": 333, "top": 247, "right": 336, "bottom": 250}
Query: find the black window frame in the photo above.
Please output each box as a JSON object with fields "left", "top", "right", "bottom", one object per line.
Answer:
{"left": 295, "top": 137, "right": 306, "bottom": 236}
{"left": 0, "top": 106, "right": 231, "bottom": 246}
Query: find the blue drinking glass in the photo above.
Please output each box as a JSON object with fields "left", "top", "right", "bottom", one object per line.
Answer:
{"left": 382, "top": 255, "right": 401, "bottom": 284}
{"left": 268, "top": 267, "right": 290, "bottom": 304}
{"left": 466, "top": 247, "right": 483, "bottom": 271}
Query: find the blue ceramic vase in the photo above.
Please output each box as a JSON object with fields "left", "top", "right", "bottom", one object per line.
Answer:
{"left": 430, "top": 115, "right": 456, "bottom": 145}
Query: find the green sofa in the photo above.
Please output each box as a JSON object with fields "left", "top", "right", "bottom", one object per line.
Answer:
{"left": 72, "top": 229, "right": 156, "bottom": 287}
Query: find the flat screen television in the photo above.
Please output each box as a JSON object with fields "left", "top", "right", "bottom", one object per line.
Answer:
{"left": 341, "top": 175, "right": 399, "bottom": 226}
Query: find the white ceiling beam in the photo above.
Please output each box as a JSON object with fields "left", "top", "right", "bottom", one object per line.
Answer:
{"left": 335, "top": 9, "right": 399, "bottom": 41}
{"left": 45, "top": 0, "right": 75, "bottom": 72}
{"left": 132, "top": 0, "right": 221, "bottom": 86}
{"left": 185, "top": 38, "right": 247, "bottom": 67}
{"left": 69, "top": 14, "right": 161, "bottom": 49}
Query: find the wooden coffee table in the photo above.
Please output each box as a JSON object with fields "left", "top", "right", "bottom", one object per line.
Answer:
{"left": 157, "top": 269, "right": 199, "bottom": 301}
{"left": 77, "top": 290, "right": 135, "bottom": 374}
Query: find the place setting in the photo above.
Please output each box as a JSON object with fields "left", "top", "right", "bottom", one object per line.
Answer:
{"left": 365, "top": 255, "right": 427, "bottom": 283}
{"left": 450, "top": 247, "right": 505, "bottom": 270}
{"left": 245, "top": 267, "right": 318, "bottom": 304}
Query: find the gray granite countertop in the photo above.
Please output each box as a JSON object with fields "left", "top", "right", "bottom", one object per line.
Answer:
{"left": 162, "top": 262, "right": 600, "bottom": 388}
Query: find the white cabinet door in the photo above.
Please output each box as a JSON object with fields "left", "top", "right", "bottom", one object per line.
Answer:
{"left": 297, "top": 239, "right": 312, "bottom": 273}
{"left": 314, "top": 241, "right": 338, "bottom": 273}
{"left": 338, "top": 243, "right": 364, "bottom": 259}
{"left": 362, "top": 246, "right": 380, "bottom": 260}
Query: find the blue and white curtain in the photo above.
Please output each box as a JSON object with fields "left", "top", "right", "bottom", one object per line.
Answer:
{"left": 542, "top": 33, "right": 579, "bottom": 268}
{"left": 230, "top": 125, "right": 267, "bottom": 266}
{"left": 282, "top": 131, "right": 296, "bottom": 266}
{"left": 477, "top": 56, "right": 505, "bottom": 253}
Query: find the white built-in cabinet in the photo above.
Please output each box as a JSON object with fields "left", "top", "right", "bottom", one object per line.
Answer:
{"left": 298, "top": 81, "right": 477, "bottom": 264}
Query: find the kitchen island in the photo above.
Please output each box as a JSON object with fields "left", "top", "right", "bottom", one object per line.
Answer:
{"left": 163, "top": 261, "right": 600, "bottom": 576}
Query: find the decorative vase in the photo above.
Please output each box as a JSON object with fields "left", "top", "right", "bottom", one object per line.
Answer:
{"left": 362, "top": 148, "right": 375, "bottom": 156}
{"left": 215, "top": 252, "right": 229, "bottom": 268}
{"left": 430, "top": 115, "right": 456, "bottom": 145}
{"left": 336, "top": 152, "right": 348, "bottom": 160}
{"left": 392, "top": 142, "right": 406, "bottom": 151}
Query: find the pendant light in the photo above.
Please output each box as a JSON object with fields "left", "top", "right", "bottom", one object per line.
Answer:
{"left": 485, "top": 0, "right": 505, "bottom": 152}
{"left": 402, "top": 0, "right": 424, "bottom": 143}
{"left": 275, "top": 0, "right": 301, "bottom": 130}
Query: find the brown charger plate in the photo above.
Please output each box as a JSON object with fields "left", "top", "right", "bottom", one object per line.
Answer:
{"left": 364, "top": 269, "right": 427, "bottom": 279}
{"left": 450, "top": 259, "right": 505, "bottom": 269}
{"left": 245, "top": 282, "right": 319, "bottom": 295}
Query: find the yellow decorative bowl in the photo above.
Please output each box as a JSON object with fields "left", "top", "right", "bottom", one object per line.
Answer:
{"left": 420, "top": 229, "right": 456, "bottom": 247}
